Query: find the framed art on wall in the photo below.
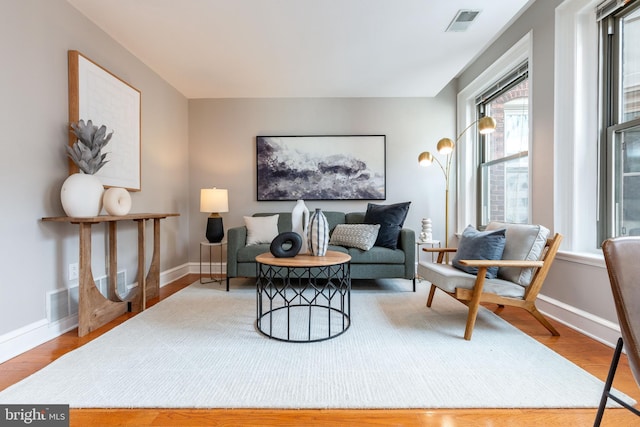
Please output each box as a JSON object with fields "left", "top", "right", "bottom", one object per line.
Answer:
{"left": 256, "top": 135, "right": 386, "bottom": 201}
{"left": 68, "top": 50, "right": 142, "bottom": 191}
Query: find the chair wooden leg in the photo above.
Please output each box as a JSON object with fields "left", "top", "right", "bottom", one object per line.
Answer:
{"left": 426, "top": 284, "right": 437, "bottom": 307}
{"left": 464, "top": 301, "right": 480, "bottom": 340}
{"left": 528, "top": 305, "right": 560, "bottom": 336}
{"left": 464, "top": 268, "right": 488, "bottom": 340}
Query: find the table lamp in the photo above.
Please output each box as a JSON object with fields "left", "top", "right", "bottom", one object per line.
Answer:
{"left": 200, "top": 188, "right": 229, "bottom": 243}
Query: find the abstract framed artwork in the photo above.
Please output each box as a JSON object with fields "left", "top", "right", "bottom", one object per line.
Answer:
{"left": 68, "top": 50, "right": 142, "bottom": 191}
{"left": 256, "top": 135, "right": 386, "bottom": 201}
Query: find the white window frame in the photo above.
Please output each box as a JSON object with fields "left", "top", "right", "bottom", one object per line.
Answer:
{"left": 457, "top": 33, "right": 532, "bottom": 233}
{"left": 555, "top": 0, "right": 600, "bottom": 258}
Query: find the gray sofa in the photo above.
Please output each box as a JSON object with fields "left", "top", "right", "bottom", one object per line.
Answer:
{"left": 226, "top": 211, "right": 416, "bottom": 290}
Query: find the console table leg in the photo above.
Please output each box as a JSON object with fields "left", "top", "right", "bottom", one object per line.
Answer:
{"left": 130, "top": 218, "right": 161, "bottom": 311}
{"left": 130, "top": 219, "right": 147, "bottom": 312}
{"left": 78, "top": 223, "right": 127, "bottom": 336}
{"left": 145, "top": 218, "right": 161, "bottom": 301}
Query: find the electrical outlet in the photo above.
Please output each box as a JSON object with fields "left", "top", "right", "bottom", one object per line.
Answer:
{"left": 68, "top": 263, "right": 79, "bottom": 281}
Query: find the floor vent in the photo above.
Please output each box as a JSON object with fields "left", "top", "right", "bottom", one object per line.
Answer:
{"left": 69, "top": 286, "right": 79, "bottom": 315}
{"left": 117, "top": 270, "right": 126, "bottom": 295}
{"left": 47, "top": 289, "right": 70, "bottom": 322}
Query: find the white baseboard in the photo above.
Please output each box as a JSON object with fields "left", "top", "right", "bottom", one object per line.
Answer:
{"left": 189, "top": 261, "right": 227, "bottom": 275}
{"left": 0, "top": 263, "right": 190, "bottom": 364}
{"left": 537, "top": 294, "right": 621, "bottom": 349}
{"left": 0, "top": 316, "right": 78, "bottom": 364}
{"left": 160, "top": 263, "right": 190, "bottom": 286}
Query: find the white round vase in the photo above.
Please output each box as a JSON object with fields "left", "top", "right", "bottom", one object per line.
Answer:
{"left": 60, "top": 173, "right": 104, "bottom": 217}
{"left": 103, "top": 187, "right": 132, "bottom": 216}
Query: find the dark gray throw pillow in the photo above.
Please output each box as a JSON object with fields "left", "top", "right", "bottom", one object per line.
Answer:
{"left": 452, "top": 225, "right": 507, "bottom": 279}
{"left": 364, "top": 202, "right": 411, "bottom": 249}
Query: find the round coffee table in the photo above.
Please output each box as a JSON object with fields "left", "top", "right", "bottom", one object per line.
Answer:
{"left": 255, "top": 250, "right": 351, "bottom": 342}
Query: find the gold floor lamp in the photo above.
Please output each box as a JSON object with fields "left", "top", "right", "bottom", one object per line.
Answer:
{"left": 418, "top": 116, "right": 496, "bottom": 249}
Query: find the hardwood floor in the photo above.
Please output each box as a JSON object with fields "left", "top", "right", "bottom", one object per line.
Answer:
{"left": 1, "top": 274, "right": 638, "bottom": 426}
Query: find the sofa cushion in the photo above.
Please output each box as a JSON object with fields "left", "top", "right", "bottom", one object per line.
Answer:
{"left": 322, "top": 211, "right": 347, "bottom": 232}
{"left": 329, "top": 224, "right": 380, "bottom": 251}
{"left": 485, "top": 222, "right": 550, "bottom": 286}
{"left": 348, "top": 246, "right": 406, "bottom": 264}
{"left": 345, "top": 212, "right": 366, "bottom": 224}
{"left": 254, "top": 211, "right": 346, "bottom": 233}
{"left": 451, "top": 225, "right": 506, "bottom": 279}
{"left": 327, "top": 245, "right": 349, "bottom": 254}
{"left": 364, "top": 202, "right": 411, "bottom": 249}
{"left": 244, "top": 215, "right": 279, "bottom": 245}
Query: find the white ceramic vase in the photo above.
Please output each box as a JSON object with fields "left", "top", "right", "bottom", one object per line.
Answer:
{"left": 291, "top": 199, "right": 310, "bottom": 254}
{"left": 60, "top": 173, "right": 104, "bottom": 217}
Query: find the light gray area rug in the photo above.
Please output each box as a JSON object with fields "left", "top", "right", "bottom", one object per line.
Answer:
{"left": 0, "top": 279, "right": 634, "bottom": 409}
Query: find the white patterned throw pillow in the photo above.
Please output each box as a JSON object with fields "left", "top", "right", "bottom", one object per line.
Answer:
{"left": 329, "top": 224, "right": 381, "bottom": 251}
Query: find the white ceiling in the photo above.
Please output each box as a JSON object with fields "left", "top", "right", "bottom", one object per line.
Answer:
{"left": 66, "top": 0, "right": 533, "bottom": 99}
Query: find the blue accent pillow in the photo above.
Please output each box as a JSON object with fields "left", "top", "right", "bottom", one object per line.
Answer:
{"left": 363, "top": 202, "right": 411, "bottom": 249}
{"left": 452, "top": 225, "right": 507, "bottom": 279}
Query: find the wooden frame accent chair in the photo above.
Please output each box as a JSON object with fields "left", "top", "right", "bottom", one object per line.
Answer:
{"left": 417, "top": 222, "right": 563, "bottom": 340}
{"left": 595, "top": 237, "right": 640, "bottom": 425}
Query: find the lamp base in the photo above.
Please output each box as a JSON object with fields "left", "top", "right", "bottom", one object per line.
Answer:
{"left": 205, "top": 215, "right": 224, "bottom": 243}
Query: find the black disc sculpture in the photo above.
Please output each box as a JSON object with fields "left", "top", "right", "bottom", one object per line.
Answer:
{"left": 270, "top": 232, "right": 303, "bottom": 258}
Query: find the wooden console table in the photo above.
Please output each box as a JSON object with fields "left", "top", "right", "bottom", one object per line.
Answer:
{"left": 42, "top": 213, "right": 179, "bottom": 336}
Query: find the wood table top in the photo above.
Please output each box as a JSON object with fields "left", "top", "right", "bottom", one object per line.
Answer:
{"left": 255, "top": 250, "right": 351, "bottom": 267}
{"left": 42, "top": 213, "right": 179, "bottom": 223}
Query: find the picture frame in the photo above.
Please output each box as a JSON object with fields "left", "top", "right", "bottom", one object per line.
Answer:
{"left": 256, "top": 135, "right": 386, "bottom": 201}
{"left": 68, "top": 50, "right": 142, "bottom": 191}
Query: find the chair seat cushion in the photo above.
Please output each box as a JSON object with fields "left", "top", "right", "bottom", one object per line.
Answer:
{"left": 418, "top": 261, "right": 525, "bottom": 299}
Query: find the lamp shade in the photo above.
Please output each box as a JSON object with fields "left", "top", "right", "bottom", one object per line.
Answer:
{"left": 478, "top": 116, "right": 497, "bottom": 134}
{"left": 200, "top": 188, "right": 228, "bottom": 213}
{"left": 436, "top": 138, "right": 455, "bottom": 154}
{"left": 418, "top": 151, "right": 434, "bottom": 166}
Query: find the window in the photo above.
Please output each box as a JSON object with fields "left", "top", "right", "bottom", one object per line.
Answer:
{"left": 476, "top": 64, "right": 530, "bottom": 226}
{"left": 599, "top": 0, "right": 640, "bottom": 240}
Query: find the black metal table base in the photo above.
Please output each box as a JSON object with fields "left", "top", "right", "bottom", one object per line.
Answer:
{"left": 256, "top": 262, "right": 351, "bottom": 342}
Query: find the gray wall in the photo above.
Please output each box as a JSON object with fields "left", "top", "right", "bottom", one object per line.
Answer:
{"left": 459, "top": 0, "right": 619, "bottom": 330}
{"left": 0, "top": 0, "right": 190, "bottom": 337}
{"left": 188, "top": 93, "right": 456, "bottom": 261}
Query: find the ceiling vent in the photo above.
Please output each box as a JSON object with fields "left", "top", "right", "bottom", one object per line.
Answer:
{"left": 445, "top": 9, "right": 481, "bottom": 32}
